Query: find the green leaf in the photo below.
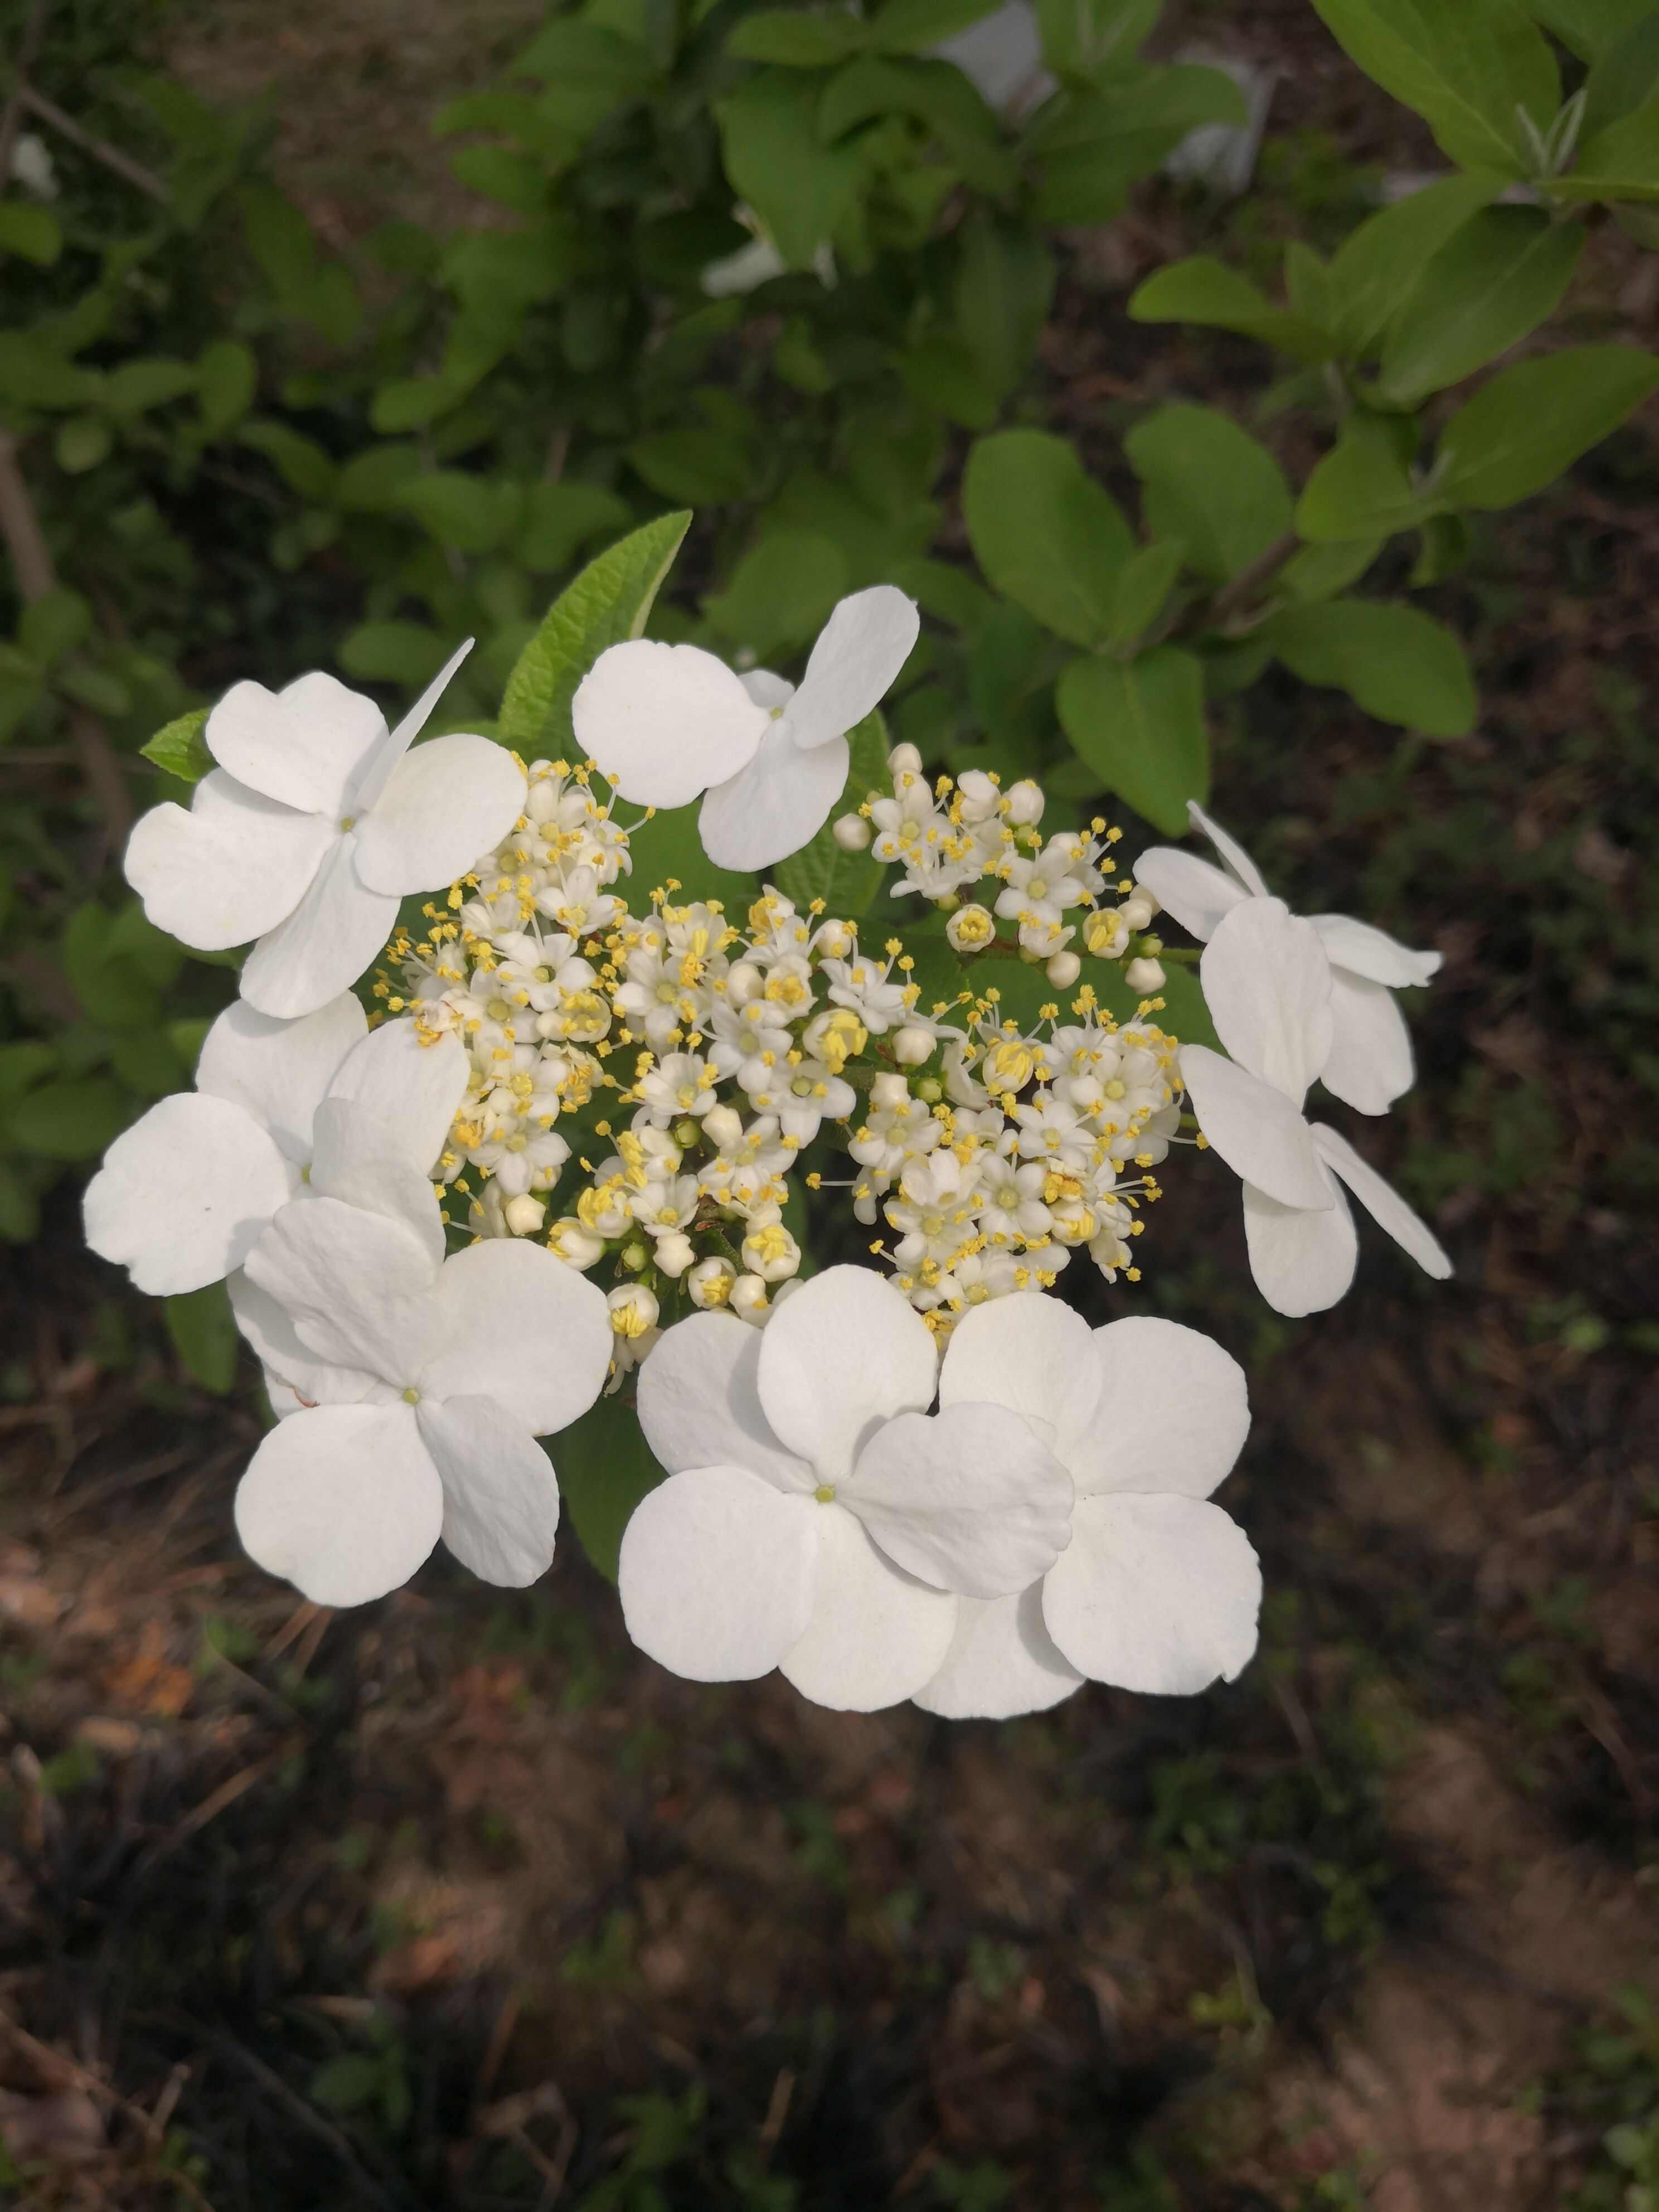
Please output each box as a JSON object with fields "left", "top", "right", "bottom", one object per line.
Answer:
{"left": 1436, "top": 345, "right": 1659, "bottom": 507}
{"left": 238, "top": 418, "right": 336, "bottom": 502}
{"left": 704, "top": 532, "right": 849, "bottom": 661}
{"left": 332, "top": 442, "right": 426, "bottom": 513}
{"left": 1055, "top": 646, "right": 1209, "bottom": 835}
{"left": 962, "top": 429, "right": 1133, "bottom": 646}
{"left": 1036, "top": 0, "right": 1160, "bottom": 80}
{"left": 513, "top": 20, "right": 657, "bottom": 137}
{"left": 623, "top": 801, "right": 755, "bottom": 913}
{"left": 6, "top": 1079, "right": 132, "bottom": 1162}
{"left": 0, "top": 1044, "right": 56, "bottom": 1100}
{"left": 0, "top": 1161, "right": 40, "bottom": 1244}
{"left": 1325, "top": 171, "right": 1506, "bottom": 356}
{"left": 196, "top": 338, "right": 257, "bottom": 436}
{"left": 1375, "top": 207, "right": 1584, "bottom": 406}
{"left": 953, "top": 215, "right": 1055, "bottom": 399}
{"left": 1150, "top": 962, "right": 1221, "bottom": 1052}
{"left": 1409, "top": 511, "right": 1476, "bottom": 586}
{"left": 1582, "top": 11, "right": 1659, "bottom": 133}
{"left": 20, "top": 588, "right": 91, "bottom": 666}
{"left": 1527, "top": 0, "right": 1652, "bottom": 62}
{"left": 1296, "top": 423, "right": 1437, "bottom": 541}
{"left": 1261, "top": 600, "right": 1476, "bottom": 734}
{"left": 338, "top": 623, "right": 449, "bottom": 687}
{"left": 551, "top": 1396, "right": 668, "bottom": 1583}
{"left": 716, "top": 75, "right": 864, "bottom": 270}
{"left": 1105, "top": 540, "right": 1187, "bottom": 649}
{"left": 141, "top": 707, "right": 211, "bottom": 784}
{"left": 1279, "top": 536, "right": 1385, "bottom": 602}
{"left": 1556, "top": 96, "right": 1659, "bottom": 200}
{"left": 770, "top": 711, "right": 889, "bottom": 920}
{"left": 1124, "top": 404, "right": 1293, "bottom": 582}
{"left": 499, "top": 511, "right": 692, "bottom": 755}
{"left": 166, "top": 1283, "right": 239, "bottom": 1394}
{"left": 870, "top": 0, "right": 1003, "bottom": 49}
{"left": 817, "top": 56, "right": 1015, "bottom": 192}
{"left": 1031, "top": 66, "right": 1247, "bottom": 223}
{"left": 54, "top": 415, "right": 111, "bottom": 474}
{"left": 627, "top": 429, "right": 755, "bottom": 506}
{"left": 392, "top": 472, "right": 523, "bottom": 554}
{"left": 0, "top": 202, "right": 61, "bottom": 266}
{"left": 1128, "top": 256, "right": 1332, "bottom": 363}
{"left": 1309, "top": 0, "right": 1559, "bottom": 173}
{"left": 517, "top": 483, "right": 632, "bottom": 573}
{"left": 101, "top": 359, "right": 200, "bottom": 416}
{"left": 726, "top": 8, "right": 869, "bottom": 63}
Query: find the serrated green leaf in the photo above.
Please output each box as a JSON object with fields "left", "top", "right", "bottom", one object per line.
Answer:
{"left": 1261, "top": 599, "right": 1476, "bottom": 734}
{"left": 770, "top": 711, "right": 889, "bottom": 920}
{"left": 1124, "top": 404, "right": 1293, "bottom": 582}
{"left": 1375, "top": 207, "right": 1584, "bottom": 406}
{"left": 141, "top": 707, "right": 211, "bottom": 785}
{"left": 499, "top": 511, "right": 692, "bottom": 755}
{"left": 963, "top": 429, "right": 1133, "bottom": 646}
{"left": 1056, "top": 646, "right": 1209, "bottom": 835}
{"left": 1436, "top": 345, "right": 1659, "bottom": 507}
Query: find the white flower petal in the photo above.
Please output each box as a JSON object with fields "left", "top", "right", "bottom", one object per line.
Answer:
{"left": 418, "top": 1236, "right": 613, "bottom": 1434}
{"left": 227, "top": 1270, "right": 386, "bottom": 1406}
{"left": 756, "top": 1265, "right": 938, "bottom": 1485}
{"left": 780, "top": 1504, "right": 956, "bottom": 1711}
{"left": 619, "top": 1463, "right": 818, "bottom": 1682}
{"left": 237, "top": 836, "right": 400, "bottom": 1019}
{"left": 1200, "top": 898, "right": 1332, "bottom": 1103}
{"left": 234, "top": 1401, "right": 442, "bottom": 1606}
{"left": 420, "top": 1393, "right": 560, "bottom": 1587}
{"left": 572, "top": 639, "right": 770, "bottom": 807}
{"left": 195, "top": 993, "right": 367, "bottom": 1163}
{"left": 1189, "top": 802, "right": 1270, "bottom": 896}
{"left": 1309, "top": 911, "right": 1440, "bottom": 989}
{"left": 1069, "top": 1317, "right": 1249, "bottom": 1500}
{"left": 935, "top": 1291, "right": 1100, "bottom": 1461}
{"left": 637, "top": 1310, "right": 813, "bottom": 1493}
{"left": 1319, "top": 969, "right": 1414, "bottom": 1115}
{"left": 740, "top": 669, "right": 795, "bottom": 712}
{"left": 325, "top": 1020, "right": 468, "bottom": 1175}
{"left": 243, "top": 1195, "right": 439, "bottom": 1385}
{"left": 124, "top": 774, "right": 333, "bottom": 952}
{"left": 206, "top": 670, "right": 386, "bottom": 816}
{"left": 84, "top": 1093, "right": 293, "bottom": 1296}
{"left": 913, "top": 1584, "right": 1084, "bottom": 1720}
{"left": 786, "top": 586, "right": 919, "bottom": 751}
{"left": 1241, "top": 1174, "right": 1357, "bottom": 1316}
{"left": 1128, "top": 847, "right": 1248, "bottom": 943}
{"left": 1042, "top": 1492, "right": 1261, "bottom": 1695}
{"left": 351, "top": 734, "right": 527, "bottom": 896}
{"left": 1179, "top": 1044, "right": 1331, "bottom": 1210}
{"left": 306, "top": 1099, "right": 447, "bottom": 1265}
{"left": 347, "top": 637, "right": 476, "bottom": 813}
{"left": 1311, "top": 1124, "right": 1451, "bottom": 1282}
{"left": 846, "top": 1401, "right": 1073, "bottom": 1599}
{"left": 699, "top": 721, "right": 849, "bottom": 871}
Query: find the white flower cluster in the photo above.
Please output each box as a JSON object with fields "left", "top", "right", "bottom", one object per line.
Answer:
{"left": 80, "top": 578, "right": 1453, "bottom": 1719}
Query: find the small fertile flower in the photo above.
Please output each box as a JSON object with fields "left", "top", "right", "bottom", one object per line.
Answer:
{"left": 915, "top": 1296, "right": 1259, "bottom": 1719}
{"left": 1181, "top": 899, "right": 1450, "bottom": 1316}
{"left": 125, "top": 644, "right": 527, "bottom": 1018}
{"left": 571, "top": 588, "right": 918, "bottom": 870}
{"left": 83, "top": 1000, "right": 465, "bottom": 1296}
{"left": 617, "top": 1267, "right": 1074, "bottom": 1711}
{"left": 232, "top": 1184, "right": 612, "bottom": 1606}
{"left": 1134, "top": 801, "right": 1441, "bottom": 1114}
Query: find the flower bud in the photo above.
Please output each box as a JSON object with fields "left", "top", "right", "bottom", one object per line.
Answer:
{"left": 673, "top": 1117, "right": 701, "bottom": 1150}
{"left": 983, "top": 1039, "right": 1035, "bottom": 1094}
{"left": 548, "top": 1219, "right": 604, "bottom": 1268}
{"left": 654, "top": 1230, "right": 695, "bottom": 1278}
{"left": 608, "top": 1283, "right": 659, "bottom": 1339}
{"left": 620, "top": 1238, "right": 650, "bottom": 1272}
{"left": 702, "top": 1103, "right": 744, "bottom": 1153}
{"left": 1084, "top": 909, "right": 1129, "bottom": 959}
{"left": 892, "top": 1025, "right": 934, "bottom": 1066}
{"left": 742, "top": 1219, "right": 801, "bottom": 1283}
{"left": 1003, "top": 779, "right": 1044, "bottom": 826}
{"left": 832, "top": 813, "right": 872, "bottom": 852}
{"left": 688, "top": 1256, "right": 737, "bottom": 1308}
{"left": 1118, "top": 891, "right": 1154, "bottom": 932}
{"left": 1045, "top": 949, "right": 1082, "bottom": 989}
{"left": 956, "top": 769, "right": 1001, "bottom": 823}
{"left": 915, "top": 1076, "right": 944, "bottom": 1104}
{"left": 730, "top": 1272, "right": 770, "bottom": 1321}
{"left": 726, "top": 960, "right": 764, "bottom": 1006}
{"left": 504, "top": 1193, "right": 547, "bottom": 1237}
{"left": 887, "top": 741, "right": 923, "bottom": 779}
{"left": 870, "top": 1071, "right": 910, "bottom": 1108}
{"left": 813, "top": 918, "right": 855, "bottom": 959}
{"left": 945, "top": 903, "right": 996, "bottom": 953}
{"left": 525, "top": 777, "right": 561, "bottom": 825}
{"left": 1123, "top": 956, "right": 1165, "bottom": 994}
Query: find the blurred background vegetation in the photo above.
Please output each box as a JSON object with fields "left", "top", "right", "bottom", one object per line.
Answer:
{"left": 1, "top": 0, "right": 1657, "bottom": 2204}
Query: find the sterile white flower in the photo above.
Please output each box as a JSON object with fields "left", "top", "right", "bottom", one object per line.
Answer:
{"left": 232, "top": 1179, "right": 612, "bottom": 1606}
{"left": 1134, "top": 801, "right": 1441, "bottom": 1114}
{"left": 125, "top": 643, "right": 527, "bottom": 1019}
{"left": 618, "top": 1267, "right": 1074, "bottom": 1711}
{"left": 1181, "top": 899, "right": 1451, "bottom": 1317}
{"left": 571, "top": 588, "right": 919, "bottom": 871}
{"left": 914, "top": 1297, "right": 1259, "bottom": 1718}
{"left": 83, "top": 1001, "right": 465, "bottom": 1296}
